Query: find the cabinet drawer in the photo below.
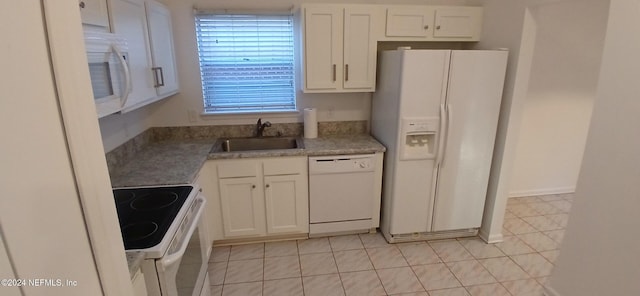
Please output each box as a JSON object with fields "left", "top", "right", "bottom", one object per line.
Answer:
{"left": 263, "top": 158, "right": 305, "bottom": 176}
{"left": 217, "top": 161, "right": 259, "bottom": 178}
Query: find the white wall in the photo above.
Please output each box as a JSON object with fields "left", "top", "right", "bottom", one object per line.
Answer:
{"left": 0, "top": 1, "right": 102, "bottom": 294}
{"left": 508, "top": 0, "right": 607, "bottom": 197}
{"left": 547, "top": 1, "right": 640, "bottom": 295}
{"left": 99, "top": 107, "right": 155, "bottom": 152}
{"left": 465, "top": 0, "right": 534, "bottom": 242}
{"left": 468, "top": 0, "right": 607, "bottom": 242}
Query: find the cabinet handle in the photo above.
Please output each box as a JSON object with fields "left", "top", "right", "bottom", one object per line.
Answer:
{"left": 424, "top": 25, "right": 429, "bottom": 30}
{"left": 345, "top": 64, "right": 349, "bottom": 82}
{"left": 152, "top": 67, "right": 160, "bottom": 87}
{"left": 436, "top": 25, "right": 441, "bottom": 30}
{"left": 266, "top": 184, "right": 270, "bottom": 188}
{"left": 158, "top": 67, "right": 165, "bottom": 87}
{"left": 152, "top": 67, "right": 165, "bottom": 88}
{"left": 252, "top": 185, "right": 256, "bottom": 189}
{"left": 79, "top": 1, "right": 85, "bottom": 9}
{"left": 332, "top": 64, "right": 336, "bottom": 82}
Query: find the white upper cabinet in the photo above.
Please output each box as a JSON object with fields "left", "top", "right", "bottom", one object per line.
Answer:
{"left": 108, "top": 0, "right": 179, "bottom": 114}
{"left": 343, "top": 7, "right": 377, "bottom": 90}
{"left": 303, "top": 6, "right": 343, "bottom": 91}
{"left": 110, "top": 0, "right": 157, "bottom": 112}
{"left": 79, "top": 0, "right": 109, "bottom": 27}
{"left": 382, "top": 6, "right": 483, "bottom": 41}
{"left": 145, "top": 1, "right": 179, "bottom": 97}
{"left": 301, "top": 4, "right": 377, "bottom": 93}
{"left": 385, "top": 6, "right": 435, "bottom": 38}
{"left": 433, "top": 7, "right": 483, "bottom": 39}
{"left": 300, "top": 4, "right": 483, "bottom": 94}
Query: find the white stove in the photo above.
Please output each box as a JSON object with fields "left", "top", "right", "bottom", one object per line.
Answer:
{"left": 113, "top": 185, "right": 210, "bottom": 296}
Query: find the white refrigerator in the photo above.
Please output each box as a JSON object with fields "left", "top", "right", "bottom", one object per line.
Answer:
{"left": 371, "top": 49, "right": 508, "bottom": 241}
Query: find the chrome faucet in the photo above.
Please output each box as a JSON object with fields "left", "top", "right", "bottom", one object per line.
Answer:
{"left": 256, "top": 118, "right": 271, "bottom": 137}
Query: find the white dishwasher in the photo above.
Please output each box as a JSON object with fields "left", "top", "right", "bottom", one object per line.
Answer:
{"left": 308, "top": 154, "right": 376, "bottom": 237}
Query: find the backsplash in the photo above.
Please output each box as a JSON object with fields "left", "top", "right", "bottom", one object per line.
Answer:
{"left": 105, "top": 121, "right": 368, "bottom": 174}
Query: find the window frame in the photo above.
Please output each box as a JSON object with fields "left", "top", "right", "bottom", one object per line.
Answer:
{"left": 194, "top": 12, "right": 297, "bottom": 115}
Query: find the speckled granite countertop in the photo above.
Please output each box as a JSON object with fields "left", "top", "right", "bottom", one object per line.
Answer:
{"left": 207, "top": 135, "right": 385, "bottom": 159}
{"left": 125, "top": 251, "right": 145, "bottom": 279}
{"left": 303, "top": 135, "right": 386, "bottom": 156}
{"left": 110, "top": 135, "right": 385, "bottom": 187}
{"left": 109, "top": 140, "right": 215, "bottom": 188}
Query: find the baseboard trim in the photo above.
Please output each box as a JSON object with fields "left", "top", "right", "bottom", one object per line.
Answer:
{"left": 478, "top": 229, "right": 504, "bottom": 243}
{"left": 508, "top": 186, "right": 575, "bottom": 198}
{"left": 382, "top": 229, "right": 478, "bottom": 243}
{"left": 544, "top": 284, "right": 562, "bottom": 296}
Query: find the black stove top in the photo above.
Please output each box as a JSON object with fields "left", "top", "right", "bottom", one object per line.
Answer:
{"left": 113, "top": 186, "right": 193, "bottom": 250}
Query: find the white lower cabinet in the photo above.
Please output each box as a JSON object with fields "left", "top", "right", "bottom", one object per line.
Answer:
{"left": 264, "top": 174, "right": 308, "bottom": 234}
{"left": 210, "top": 157, "right": 309, "bottom": 240}
{"left": 219, "top": 176, "right": 266, "bottom": 237}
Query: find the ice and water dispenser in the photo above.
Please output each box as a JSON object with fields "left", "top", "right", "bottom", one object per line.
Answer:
{"left": 399, "top": 117, "right": 439, "bottom": 160}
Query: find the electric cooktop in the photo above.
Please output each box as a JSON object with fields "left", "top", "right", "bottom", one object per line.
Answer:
{"left": 112, "top": 186, "right": 193, "bottom": 250}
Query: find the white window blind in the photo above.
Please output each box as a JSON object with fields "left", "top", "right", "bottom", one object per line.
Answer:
{"left": 195, "top": 14, "right": 296, "bottom": 113}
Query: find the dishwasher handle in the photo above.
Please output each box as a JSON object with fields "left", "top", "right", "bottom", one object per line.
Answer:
{"left": 309, "top": 154, "right": 376, "bottom": 174}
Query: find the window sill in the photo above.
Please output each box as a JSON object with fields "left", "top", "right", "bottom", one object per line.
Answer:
{"left": 199, "top": 109, "right": 301, "bottom": 121}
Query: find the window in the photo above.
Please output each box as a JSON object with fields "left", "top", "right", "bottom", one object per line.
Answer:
{"left": 195, "top": 14, "right": 296, "bottom": 114}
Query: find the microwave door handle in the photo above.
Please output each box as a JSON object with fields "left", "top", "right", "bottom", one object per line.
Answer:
{"left": 111, "top": 44, "right": 132, "bottom": 108}
{"left": 158, "top": 196, "right": 205, "bottom": 269}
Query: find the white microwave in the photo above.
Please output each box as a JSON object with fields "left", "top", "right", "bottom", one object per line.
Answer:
{"left": 84, "top": 31, "right": 131, "bottom": 118}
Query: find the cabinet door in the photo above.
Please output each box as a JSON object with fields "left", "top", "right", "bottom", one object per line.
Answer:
{"left": 303, "top": 6, "right": 343, "bottom": 91}
{"left": 264, "top": 175, "right": 308, "bottom": 234}
{"left": 79, "top": 0, "right": 109, "bottom": 27}
{"left": 145, "top": 0, "right": 179, "bottom": 97}
{"left": 109, "top": 0, "right": 157, "bottom": 112}
{"left": 343, "top": 7, "right": 376, "bottom": 90}
{"left": 218, "top": 177, "right": 266, "bottom": 237}
{"left": 433, "top": 7, "right": 482, "bottom": 38}
{"left": 385, "top": 7, "right": 434, "bottom": 38}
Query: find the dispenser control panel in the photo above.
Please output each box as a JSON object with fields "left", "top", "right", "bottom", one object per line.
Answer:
{"left": 400, "top": 117, "right": 439, "bottom": 160}
{"left": 406, "top": 121, "right": 434, "bottom": 132}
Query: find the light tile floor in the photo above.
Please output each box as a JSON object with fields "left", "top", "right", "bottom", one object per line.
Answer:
{"left": 208, "top": 193, "right": 573, "bottom": 296}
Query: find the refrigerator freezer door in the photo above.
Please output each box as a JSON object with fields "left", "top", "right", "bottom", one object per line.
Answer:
{"left": 431, "top": 50, "right": 508, "bottom": 232}
{"left": 381, "top": 50, "right": 450, "bottom": 235}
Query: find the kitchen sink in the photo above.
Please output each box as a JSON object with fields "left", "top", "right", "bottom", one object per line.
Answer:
{"left": 213, "top": 137, "right": 304, "bottom": 152}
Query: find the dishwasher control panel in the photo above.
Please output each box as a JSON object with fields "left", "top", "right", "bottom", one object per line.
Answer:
{"left": 309, "top": 154, "right": 376, "bottom": 174}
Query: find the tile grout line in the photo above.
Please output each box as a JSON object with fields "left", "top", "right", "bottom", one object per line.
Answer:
{"left": 505, "top": 200, "right": 561, "bottom": 281}
{"left": 221, "top": 246, "right": 230, "bottom": 295}
{"left": 396, "top": 240, "right": 429, "bottom": 295}
{"left": 261, "top": 243, "right": 265, "bottom": 296}
{"left": 358, "top": 233, "right": 391, "bottom": 296}
{"left": 328, "top": 236, "right": 349, "bottom": 296}
{"left": 296, "top": 239, "right": 307, "bottom": 296}
{"left": 456, "top": 237, "right": 524, "bottom": 295}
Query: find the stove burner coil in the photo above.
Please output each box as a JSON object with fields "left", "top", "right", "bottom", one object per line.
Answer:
{"left": 122, "top": 221, "right": 159, "bottom": 242}
{"left": 114, "top": 191, "right": 135, "bottom": 205}
{"left": 130, "top": 192, "right": 179, "bottom": 211}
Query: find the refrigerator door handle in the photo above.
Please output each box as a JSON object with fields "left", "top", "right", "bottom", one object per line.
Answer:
{"left": 436, "top": 103, "right": 447, "bottom": 166}
{"left": 441, "top": 104, "right": 453, "bottom": 166}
